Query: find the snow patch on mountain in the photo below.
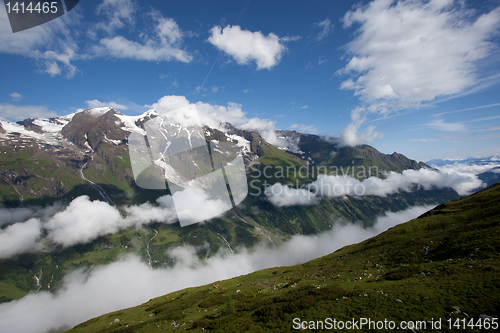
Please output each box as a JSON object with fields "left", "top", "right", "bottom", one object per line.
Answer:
{"left": 0, "top": 120, "right": 62, "bottom": 146}
{"left": 115, "top": 113, "right": 147, "bottom": 135}
{"left": 84, "top": 107, "right": 112, "bottom": 117}
{"left": 103, "top": 134, "right": 123, "bottom": 145}
{"left": 226, "top": 134, "right": 250, "bottom": 154}
{"left": 33, "top": 114, "right": 74, "bottom": 133}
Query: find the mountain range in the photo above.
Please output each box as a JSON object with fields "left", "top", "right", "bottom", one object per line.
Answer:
{"left": 426, "top": 156, "right": 500, "bottom": 189}
{"left": 426, "top": 156, "right": 500, "bottom": 167}
{"left": 0, "top": 107, "right": 475, "bottom": 306}
{"left": 1, "top": 107, "right": 431, "bottom": 207}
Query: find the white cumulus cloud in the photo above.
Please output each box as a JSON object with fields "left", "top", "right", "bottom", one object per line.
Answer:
{"left": 0, "top": 195, "right": 177, "bottom": 256}
{"left": 337, "top": 0, "right": 500, "bottom": 146}
{"left": 0, "top": 188, "right": 241, "bottom": 257}
{"left": 86, "top": 99, "right": 128, "bottom": 111}
{"left": 97, "top": 35, "right": 191, "bottom": 62}
{"left": 311, "top": 168, "right": 482, "bottom": 197}
{"left": 0, "top": 219, "right": 42, "bottom": 259}
{"left": 0, "top": 4, "right": 79, "bottom": 78}
{"left": 44, "top": 196, "right": 125, "bottom": 247}
{"left": 340, "top": 0, "right": 500, "bottom": 104}
{"left": 94, "top": 9, "right": 192, "bottom": 63}
{"left": 265, "top": 183, "right": 319, "bottom": 207}
{"left": 208, "top": 25, "right": 286, "bottom": 70}
{"left": 43, "top": 195, "right": 180, "bottom": 248}
{"left": 265, "top": 167, "right": 483, "bottom": 207}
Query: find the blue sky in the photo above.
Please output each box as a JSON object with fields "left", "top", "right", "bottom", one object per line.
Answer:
{"left": 1, "top": 0, "right": 500, "bottom": 161}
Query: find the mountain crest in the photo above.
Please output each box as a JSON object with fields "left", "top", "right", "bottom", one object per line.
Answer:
{"left": 61, "top": 108, "right": 126, "bottom": 149}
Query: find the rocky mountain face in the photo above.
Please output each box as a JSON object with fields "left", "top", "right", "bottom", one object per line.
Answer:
{"left": 60, "top": 109, "right": 127, "bottom": 150}
{"left": 1, "top": 107, "right": 428, "bottom": 207}
{"left": 0, "top": 108, "right": 269, "bottom": 206}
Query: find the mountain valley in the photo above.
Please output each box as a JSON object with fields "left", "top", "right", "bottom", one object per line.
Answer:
{"left": 0, "top": 108, "right": 487, "bottom": 310}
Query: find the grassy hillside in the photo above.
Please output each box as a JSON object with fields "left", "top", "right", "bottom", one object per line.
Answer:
{"left": 68, "top": 184, "right": 500, "bottom": 332}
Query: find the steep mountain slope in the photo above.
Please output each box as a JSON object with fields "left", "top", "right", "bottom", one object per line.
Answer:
{"left": 479, "top": 167, "right": 500, "bottom": 188}
{"left": 0, "top": 115, "right": 84, "bottom": 206}
{"left": 278, "top": 130, "right": 428, "bottom": 175}
{"left": 69, "top": 183, "right": 500, "bottom": 333}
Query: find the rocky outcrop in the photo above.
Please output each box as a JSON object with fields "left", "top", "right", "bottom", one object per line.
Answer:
{"left": 61, "top": 109, "right": 126, "bottom": 149}
{"left": 16, "top": 119, "right": 44, "bottom": 134}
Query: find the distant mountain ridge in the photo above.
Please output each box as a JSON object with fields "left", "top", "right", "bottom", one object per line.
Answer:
{"left": 426, "top": 156, "right": 500, "bottom": 189}
{"left": 279, "top": 129, "right": 427, "bottom": 173}
{"left": 426, "top": 156, "right": 500, "bottom": 167}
